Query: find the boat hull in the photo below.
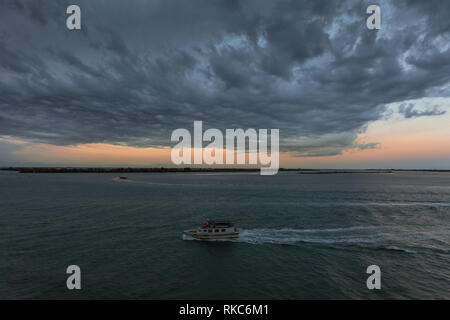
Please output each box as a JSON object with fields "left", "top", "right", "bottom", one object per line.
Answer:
{"left": 183, "top": 231, "right": 239, "bottom": 240}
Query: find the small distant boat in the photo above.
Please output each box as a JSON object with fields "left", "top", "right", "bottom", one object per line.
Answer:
{"left": 183, "top": 221, "right": 239, "bottom": 240}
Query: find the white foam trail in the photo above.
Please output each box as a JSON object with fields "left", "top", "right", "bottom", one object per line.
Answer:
{"left": 181, "top": 226, "right": 385, "bottom": 244}
{"left": 305, "top": 201, "right": 450, "bottom": 207}
{"left": 234, "top": 227, "right": 384, "bottom": 245}
{"left": 272, "top": 226, "right": 378, "bottom": 233}
{"left": 182, "top": 226, "right": 427, "bottom": 252}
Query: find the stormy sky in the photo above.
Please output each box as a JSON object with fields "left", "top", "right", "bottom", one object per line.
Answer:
{"left": 0, "top": 0, "right": 449, "bottom": 159}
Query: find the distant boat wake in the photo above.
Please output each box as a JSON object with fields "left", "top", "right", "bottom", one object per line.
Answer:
{"left": 113, "top": 177, "right": 207, "bottom": 187}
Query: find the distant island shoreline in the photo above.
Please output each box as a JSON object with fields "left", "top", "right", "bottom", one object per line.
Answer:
{"left": 0, "top": 167, "right": 449, "bottom": 174}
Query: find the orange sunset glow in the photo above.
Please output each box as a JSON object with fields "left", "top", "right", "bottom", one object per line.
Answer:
{"left": 3, "top": 100, "right": 449, "bottom": 169}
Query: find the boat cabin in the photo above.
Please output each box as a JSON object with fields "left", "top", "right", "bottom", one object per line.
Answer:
{"left": 198, "top": 221, "right": 237, "bottom": 233}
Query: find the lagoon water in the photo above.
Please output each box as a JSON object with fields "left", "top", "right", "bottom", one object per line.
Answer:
{"left": 0, "top": 171, "right": 449, "bottom": 299}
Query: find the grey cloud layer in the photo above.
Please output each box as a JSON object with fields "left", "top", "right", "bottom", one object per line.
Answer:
{"left": 398, "top": 103, "right": 447, "bottom": 118}
{"left": 0, "top": 0, "right": 449, "bottom": 156}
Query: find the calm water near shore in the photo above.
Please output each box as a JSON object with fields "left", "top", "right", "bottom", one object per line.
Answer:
{"left": 0, "top": 171, "right": 449, "bottom": 299}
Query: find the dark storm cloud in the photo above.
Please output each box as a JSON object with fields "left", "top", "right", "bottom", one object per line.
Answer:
{"left": 0, "top": 0, "right": 449, "bottom": 156}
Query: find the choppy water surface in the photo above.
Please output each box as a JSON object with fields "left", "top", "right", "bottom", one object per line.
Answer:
{"left": 0, "top": 171, "right": 449, "bottom": 299}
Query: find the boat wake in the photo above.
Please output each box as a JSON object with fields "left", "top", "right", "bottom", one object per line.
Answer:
{"left": 182, "top": 226, "right": 383, "bottom": 244}
{"left": 234, "top": 227, "right": 384, "bottom": 245}
{"left": 182, "top": 226, "right": 446, "bottom": 253}
{"left": 237, "top": 228, "right": 425, "bottom": 253}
